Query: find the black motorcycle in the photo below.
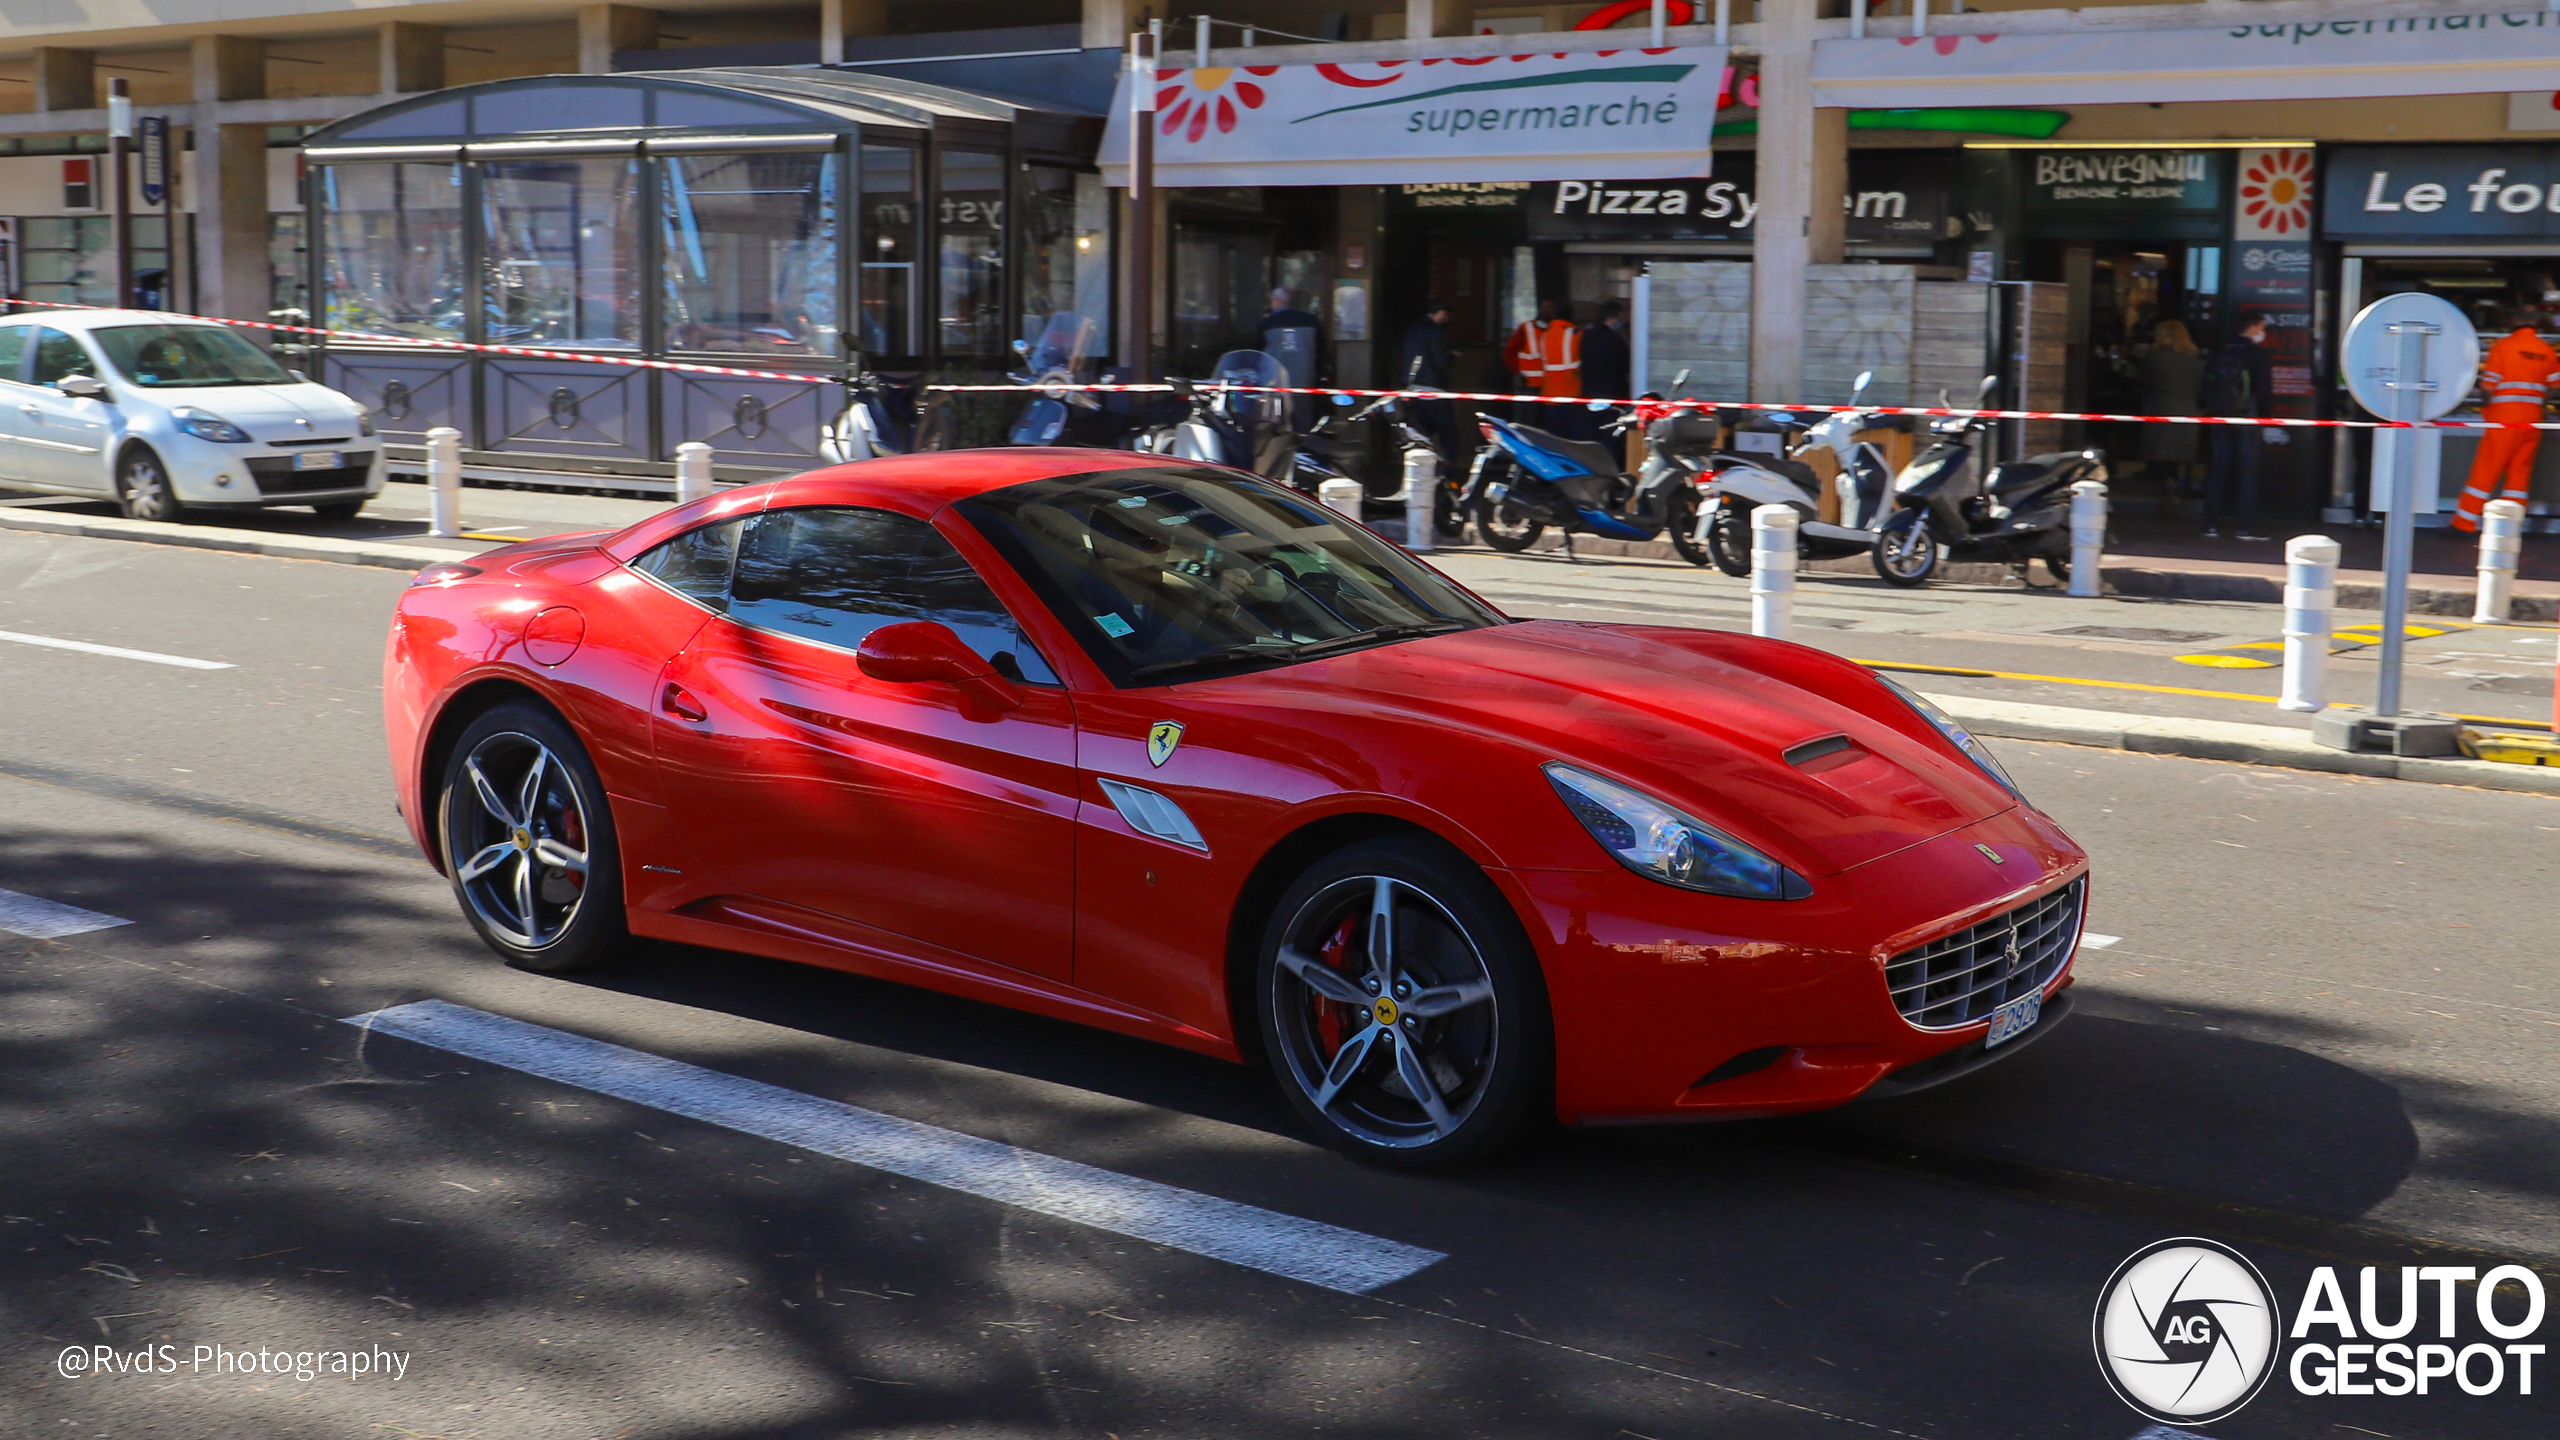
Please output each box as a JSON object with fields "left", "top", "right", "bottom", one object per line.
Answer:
{"left": 1871, "top": 378, "right": 2107, "bottom": 588}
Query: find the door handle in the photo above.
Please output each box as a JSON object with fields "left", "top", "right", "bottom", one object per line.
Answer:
{"left": 659, "top": 682, "right": 707, "bottom": 723}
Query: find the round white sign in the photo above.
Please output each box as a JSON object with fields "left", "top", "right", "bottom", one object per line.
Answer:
{"left": 2092, "top": 1238, "right": 2281, "bottom": 1425}
{"left": 2342, "top": 292, "right": 2479, "bottom": 421}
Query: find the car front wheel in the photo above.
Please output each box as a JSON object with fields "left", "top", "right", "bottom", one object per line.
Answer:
{"left": 116, "top": 447, "right": 185, "bottom": 523}
{"left": 1257, "top": 836, "right": 1550, "bottom": 1169}
{"left": 437, "top": 701, "right": 626, "bottom": 973}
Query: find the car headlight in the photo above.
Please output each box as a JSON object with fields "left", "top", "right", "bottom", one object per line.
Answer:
{"left": 172, "top": 408, "right": 251, "bottom": 443}
{"left": 1544, "top": 762, "right": 1809, "bottom": 900}
{"left": 1878, "top": 675, "right": 2022, "bottom": 798}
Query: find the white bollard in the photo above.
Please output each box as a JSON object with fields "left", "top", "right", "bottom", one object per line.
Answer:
{"left": 675, "top": 441, "right": 715, "bottom": 505}
{"left": 1401, "top": 443, "right": 1438, "bottom": 552}
{"left": 2278, "top": 533, "right": 2339, "bottom": 714}
{"left": 1750, "top": 504, "right": 1799, "bottom": 641}
{"left": 2473, "top": 497, "right": 2526, "bottom": 623}
{"left": 425, "top": 426, "right": 462, "bottom": 539}
{"left": 1318, "top": 477, "right": 1363, "bottom": 523}
{"left": 2067, "top": 478, "right": 2107, "bottom": 598}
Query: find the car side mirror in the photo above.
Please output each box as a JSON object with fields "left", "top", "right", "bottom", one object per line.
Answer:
{"left": 856, "top": 621, "right": 1022, "bottom": 713}
{"left": 57, "top": 374, "right": 108, "bottom": 400}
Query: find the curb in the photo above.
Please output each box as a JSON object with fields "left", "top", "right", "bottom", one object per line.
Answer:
{"left": 1923, "top": 690, "right": 2560, "bottom": 798}
{"left": 0, "top": 508, "right": 462, "bottom": 571}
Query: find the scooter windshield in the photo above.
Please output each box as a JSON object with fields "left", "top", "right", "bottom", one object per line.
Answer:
{"left": 1206, "top": 349, "right": 1289, "bottom": 426}
{"left": 1021, "top": 312, "right": 1099, "bottom": 375}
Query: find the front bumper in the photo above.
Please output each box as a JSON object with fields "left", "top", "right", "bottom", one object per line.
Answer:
{"left": 166, "top": 432, "right": 383, "bottom": 507}
{"left": 1506, "top": 803, "right": 2087, "bottom": 1125}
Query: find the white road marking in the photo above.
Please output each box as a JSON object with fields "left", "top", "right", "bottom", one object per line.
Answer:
{"left": 2082, "top": 933, "right": 2123, "bottom": 950}
{"left": 0, "top": 888, "right": 133, "bottom": 938}
{"left": 0, "top": 628, "right": 233, "bottom": 669}
{"left": 344, "top": 1000, "right": 1445, "bottom": 1295}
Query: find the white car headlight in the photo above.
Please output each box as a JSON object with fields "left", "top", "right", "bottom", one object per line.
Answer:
{"left": 1879, "top": 675, "right": 2022, "bottom": 798}
{"left": 1544, "top": 762, "right": 1808, "bottom": 900}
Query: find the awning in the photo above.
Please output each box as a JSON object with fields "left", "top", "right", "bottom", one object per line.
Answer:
{"left": 1813, "top": 12, "right": 2560, "bottom": 108}
{"left": 1101, "top": 45, "right": 1724, "bottom": 188}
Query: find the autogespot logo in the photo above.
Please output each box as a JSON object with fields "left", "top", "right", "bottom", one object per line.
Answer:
{"left": 2093, "top": 1238, "right": 2282, "bottom": 1425}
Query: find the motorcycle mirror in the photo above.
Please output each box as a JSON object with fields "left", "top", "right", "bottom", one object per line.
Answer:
{"left": 1169, "top": 377, "right": 1196, "bottom": 398}
{"left": 1978, "top": 374, "right": 2000, "bottom": 399}
{"left": 1587, "top": 400, "right": 1611, "bottom": 411}
{"left": 1011, "top": 338, "right": 1030, "bottom": 356}
{"left": 1853, "top": 370, "right": 1872, "bottom": 397}
{"left": 1671, "top": 367, "right": 1692, "bottom": 388}
{"left": 1938, "top": 388, "right": 1952, "bottom": 407}
{"left": 1330, "top": 392, "right": 1354, "bottom": 406}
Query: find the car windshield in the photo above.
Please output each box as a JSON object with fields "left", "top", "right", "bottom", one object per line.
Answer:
{"left": 955, "top": 466, "right": 1504, "bottom": 687}
{"left": 92, "top": 324, "right": 296, "bottom": 388}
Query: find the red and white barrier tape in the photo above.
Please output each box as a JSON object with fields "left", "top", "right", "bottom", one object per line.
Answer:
{"left": 12, "top": 300, "right": 2554, "bottom": 432}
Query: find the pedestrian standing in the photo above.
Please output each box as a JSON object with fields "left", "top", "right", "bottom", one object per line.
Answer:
{"left": 2137, "top": 319, "right": 2205, "bottom": 510}
{"left": 2454, "top": 318, "right": 2557, "bottom": 533}
{"left": 2201, "top": 314, "right": 2279, "bottom": 540}
{"left": 1582, "top": 299, "right": 1632, "bottom": 406}
{"left": 1504, "top": 299, "right": 1584, "bottom": 436}
{"left": 1400, "top": 300, "right": 1457, "bottom": 454}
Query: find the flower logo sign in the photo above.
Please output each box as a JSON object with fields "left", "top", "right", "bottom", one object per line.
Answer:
{"left": 2236, "top": 147, "right": 2313, "bottom": 238}
{"left": 1157, "top": 66, "right": 1276, "bottom": 142}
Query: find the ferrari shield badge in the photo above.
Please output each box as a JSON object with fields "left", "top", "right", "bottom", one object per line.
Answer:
{"left": 1147, "top": 721, "right": 1184, "bottom": 767}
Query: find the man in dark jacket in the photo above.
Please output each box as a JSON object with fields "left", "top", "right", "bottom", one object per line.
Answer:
{"left": 1582, "top": 299, "right": 1632, "bottom": 404}
{"left": 2201, "top": 314, "right": 2279, "bottom": 539}
{"left": 1399, "top": 300, "right": 1456, "bottom": 452}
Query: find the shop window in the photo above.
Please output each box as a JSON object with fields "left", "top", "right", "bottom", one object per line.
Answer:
{"left": 860, "top": 145, "right": 919, "bottom": 359}
{"left": 317, "top": 163, "right": 465, "bottom": 340}
{"left": 936, "top": 148, "right": 1005, "bottom": 362}
{"left": 1017, "top": 165, "right": 1110, "bottom": 369}
{"left": 481, "top": 156, "right": 643, "bottom": 350}
{"left": 16, "top": 215, "right": 167, "bottom": 310}
{"left": 660, "top": 151, "right": 839, "bottom": 356}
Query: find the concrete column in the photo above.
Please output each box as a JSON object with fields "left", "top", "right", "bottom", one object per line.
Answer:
{"left": 1082, "top": 0, "right": 1130, "bottom": 51}
{"left": 821, "top": 0, "right": 890, "bottom": 62}
{"left": 379, "top": 23, "right": 445, "bottom": 94}
{"left": 196, "top": 123, "right": 272, "bottom": 323}
{"left": 1405, "top": 0, "right": 1473, "bottom": 39}
{"left": 191, "top": 35, "right": 266, "bottom": 103}
{"left": 1748, "top": 0, "right": 1847, "bottom": 403}
{"left": 577, "top": 5, "right": 659, "bottom": 74}
{"left": 33, "top": 48, "right": 96, "bottom": 113}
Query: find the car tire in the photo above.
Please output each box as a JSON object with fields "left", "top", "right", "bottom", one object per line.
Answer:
{"left": 1872, "top": 508, "right": 1941, "bottom": 588}
{"left": 313, "top": 501, "right": 364, "bottom": 521}
{"left": 436, "top": 700, "right": 626, "bottom": 974}
{"left": 1256, "top": 835, "right": 1551, "bottom": 1169}
{"left": 116, "top": 447, "right": 186, "bottom": 523}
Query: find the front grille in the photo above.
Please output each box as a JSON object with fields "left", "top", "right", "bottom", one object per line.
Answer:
{"left": 248, "top": 453, "right": 375, "bottom": 494}
{"left": 1884, "top": 877, "right": 2084, "bottom": 1030}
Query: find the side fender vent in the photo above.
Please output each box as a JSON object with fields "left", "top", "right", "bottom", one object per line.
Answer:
{"left": 1096, "top": 778, "right": 1208, "bottom": 853}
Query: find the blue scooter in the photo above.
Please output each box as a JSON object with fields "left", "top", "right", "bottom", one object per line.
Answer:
{"left": 1461, "top": 379, "right": 1721, "bottom": 559}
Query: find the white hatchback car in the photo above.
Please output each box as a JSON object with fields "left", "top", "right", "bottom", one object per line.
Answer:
{"left": 0, "top": 309, "right": 381, "bottom": 521}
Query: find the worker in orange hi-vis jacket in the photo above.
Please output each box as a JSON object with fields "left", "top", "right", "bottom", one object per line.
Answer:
{"left": 1505, "top": 298, "right": 1588, "bottom": 435}
{"left": 2455, "top": 322, "right": 2558, "bottom": 533}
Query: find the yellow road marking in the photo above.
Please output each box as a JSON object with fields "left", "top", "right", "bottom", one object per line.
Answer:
{"left": 1854, "top": 658, "right": 2555, "bottom": 732}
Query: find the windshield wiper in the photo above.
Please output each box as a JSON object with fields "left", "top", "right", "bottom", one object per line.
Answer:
{"left": 1286, "top": 619, "right": 1473, "bottom": 659}
{"left": 1126, "top": 645, "right": 1302, "bottom": 682}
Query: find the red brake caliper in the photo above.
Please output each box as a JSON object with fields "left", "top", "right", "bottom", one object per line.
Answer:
{"left": 558, "top": 801, "right": 586, "bottom": 892}
{"left": 1313, "top": 914, "right": 1359, "bottom": 1057}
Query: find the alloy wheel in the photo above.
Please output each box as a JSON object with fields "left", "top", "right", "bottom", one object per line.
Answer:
{"left": 1269, "top": 875, "right": 1500, "bottom": 1150}
{"left": 449, "top": 731, "right": 592, "bottom": 950}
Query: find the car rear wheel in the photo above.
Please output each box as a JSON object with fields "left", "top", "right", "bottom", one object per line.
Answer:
{"left": 1474, "top": 495, "right": 1544, "bottom": 553}
{"left": 1256, "top": 836, "right": 1550, "bottom": 1169}
{"left": 116, "top": 448, "right": 185, "bottom": 523}
{"left": 1872, "top": 508, "right": 1940, "bottom": 588}
{"left": 437, "top": 701, "right": 625, "bottom": 973}
{"left": 1704, "top": 502, "right": 1753, "bottom": 577}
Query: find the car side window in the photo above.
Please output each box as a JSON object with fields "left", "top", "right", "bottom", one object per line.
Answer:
{"left": 630, "top": 517, "right": 746, "bottom": 611}
{"left": 729, "top": 505, "right": 1060, "bottom": 685}
{"left": 0, "top": 327, "right": 29, "bottom": 383}
{"left": 30, "top": 328, "right": 91, "bottom": 387}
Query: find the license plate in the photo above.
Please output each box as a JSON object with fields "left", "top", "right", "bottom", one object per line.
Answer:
{"left": 292, "top": 451, "right": 341, "bottom": 471}
{"left": 1984, "top": 992, "right": 2041, "bottom": 1049}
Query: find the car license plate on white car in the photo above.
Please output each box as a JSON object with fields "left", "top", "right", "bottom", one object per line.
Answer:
{"left": 292, "top": 451, "right": 341, "bottom": 471}
{"left": 1984, "top": 992, "right": 2040, "bottom": 1049}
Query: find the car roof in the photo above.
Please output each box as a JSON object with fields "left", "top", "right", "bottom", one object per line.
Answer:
{"left": 0, "top": 309, "right": 226, "bottom": 331}
{"left": 601, "top": 448, "right": 1208, "bottom": 559}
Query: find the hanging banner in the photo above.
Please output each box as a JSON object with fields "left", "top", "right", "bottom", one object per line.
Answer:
{"left": 139, "top": 116, "right": 168, "bottom": 206}
{"left": 1812, "top": 12, "right": 2560, "bottom": 108}
{"left": 1101, "top": 46, "right": 1722, "bottom": 188}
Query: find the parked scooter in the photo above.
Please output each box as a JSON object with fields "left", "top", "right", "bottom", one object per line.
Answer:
{"left": 1693, "top": 370, "right": 1898, "bottom": 578}
{"left": 1462, "top": 376, "right": 1724, "bottom": 558}
{"left": 1005, "top": 312, "right": 1102, "bottom": 446}
{"left": 1137, "top": 350, "right": 1299, "bottom": 483}
{"left": 1870, "top": 375, "right": 2107, "bottom": 588}
{"left": 819, "top": 367, "right": 914, "bottom": 462}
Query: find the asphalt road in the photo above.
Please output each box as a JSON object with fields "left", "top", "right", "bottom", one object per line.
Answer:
{"left": 3, "top": 532, "right": 2555, "bottom": 1439}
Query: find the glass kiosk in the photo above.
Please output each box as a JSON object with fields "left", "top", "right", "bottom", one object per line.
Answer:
{"left": 301, "top": 69, "right": 1106, "bottom": 486}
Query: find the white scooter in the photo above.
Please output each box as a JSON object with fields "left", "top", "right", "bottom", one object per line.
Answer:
{"left": 1693, "top": 370, "right": 1897, "bottom": 578}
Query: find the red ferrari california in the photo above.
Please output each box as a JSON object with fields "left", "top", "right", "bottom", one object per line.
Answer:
{"left": 385, "top": 450, "right": 2087, "bottom": 1167}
